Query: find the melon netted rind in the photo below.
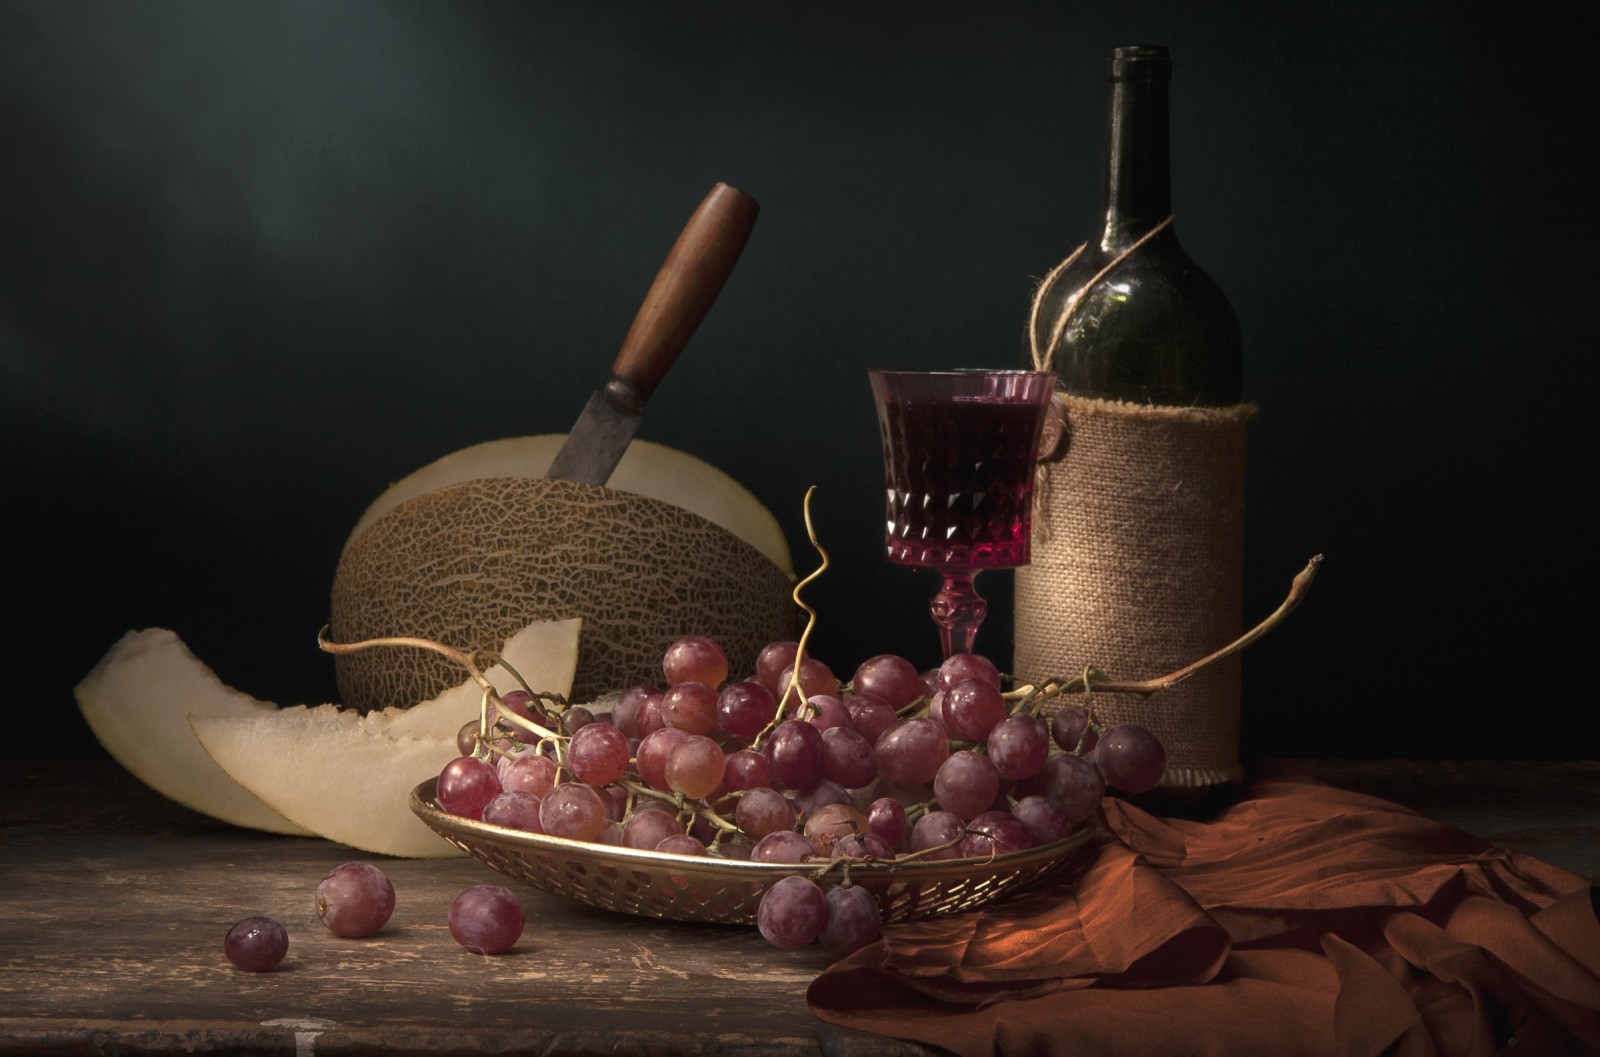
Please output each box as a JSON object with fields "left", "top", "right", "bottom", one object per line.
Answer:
{"left": 331, "top": 477, "right": 798, "bottom": 710}
{"left": 342, "top": 435, "right": 794, "bottom": 578}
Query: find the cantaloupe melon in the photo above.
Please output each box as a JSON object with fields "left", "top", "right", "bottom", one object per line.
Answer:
{"left": 343, "top": 436, "right": 793, "bottom": 576}
{"left": 331, "top": 438, "right": 798, "bottom": 711}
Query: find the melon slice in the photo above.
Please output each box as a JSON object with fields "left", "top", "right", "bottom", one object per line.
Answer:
{"left": 343, "top": 434, "right": 794, "bottom": 576}
{"left": 190, "top": 711, "right": 458, "bottom": 858}
{"left": 74, "top": 618, "right": 581, "bottom": 837}
{"left": 75, "top": 629, "right": 315, "bottom": 835}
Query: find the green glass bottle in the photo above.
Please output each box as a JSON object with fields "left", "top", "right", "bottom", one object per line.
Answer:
{"left": 1029, "top": 44, "right": 1241, "bottom": 406}
{"left": 1018, "top": 45, "right": 1254, "bottom": 807}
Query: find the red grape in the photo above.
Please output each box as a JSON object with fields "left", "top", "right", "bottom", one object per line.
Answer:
{"left": 850, "top": 654, "right": 922, "bottom": 709}
{"left": 937, "top": 652, "right": 1001, "bottom": 691}
{"left": 635, "top": 693, "right": 666, "bottom": 735}
{"left": 559, "top": 705, "right": 596, "bottom": 734}
{"left": 1051, "top": 704, "right": 1099, "bottom": 754}
{"left": 819, "top": 884, "right": 882, "bottom": 957}
{"left": 791, "top": 779, "right": 851, "bottom": 814}
{"left": 315, "top": 862, "right": 395, "bottom": 938}
{"left": 437, "top": 756, "right": 501, "bottom": 820}
{"left": 1041, "top": 752, "right": 1106, "bottom": 823}
{"left": 497, "top": 752, "right": 557, "bottom": 799}
{"left": 716, "top": 680, "right": 778, "bottom": 741}
{"left": 734, "top": 786, "right": 795, "bottom": 839}
{"left": 662, "top": 635, "right": 729, "bottom": 689}
{"left": 448, "top": 883, "right": 524, "bottom": 955}
{"left": 778, "top": 656, "right": 839, "bottom": 703}
{"left": 802, "top": 802, "right": 867, "bottom": 856}
{"left": 909, "top": 810, "right": 965, "bottom": 860}
{"left": 1012, "top": 794, "right": 1076, "bottom": 844}
{"left": 875, "top": 717, "right": 949, "bottom": 785}
{"left": 820, "top": 726, "right": 877, "bottom": 789}
{"left": 751, "top": 829, "right": 816, "bottom": 863}
{"left": 661, "top": 682, "right": 719, "bottom": 736}
{"left": 1095, "top": 723, "right": 1167, "bottom": 794}
{"left": 941, "top": 678, "right": 1007, "bottom": 741}
{"left": 806, "top": 694, "right": 853, "bottom": 732}
{"left": 843, "top": 692, "right": 897, "bottom": 745}
{"left": 830, "top": 832, "right": 894, "bottom": 861}
{"left": 755, "top": 640, "right": 800, "bottom": 697}
{"left": 538, "top": 782, "right": 607, "bottom": 841}
{"left": 656, "top": 833, "right": 708, "bottom": 856}
{"left": 757, "top": 875, "right": 829, "bottom": 948}
{"left": 636, "top": 727, "right": 690, "bottom": 791}
{"left": 865, "top": 797, "right": 908, "bottom": 848}
{"left": 612, "top": 684, "right": 662, "bottom": 738}
{"left": 622, "top": 808, "right": 682, "bottom": 851}
{"left": 987, "top": 713, "right": 1049, "bottom": 781}
{"left": 933, "top": 750, "right": 1001, "bottom": 821}
{"left": 456, "top": 719, "right": 480, "bottom": 758}
{"left": 496, "top": 690, "right": 550, "bottom": 743}
{"left": 567, "top": 721, "right": 631, "bottom": 786}
{"left": 481, "top": 790, "right": 544, "bottom": 833}
{"left": 766, "top": 718, "right": 824, "bottom": 791}
{"left": 599, "top": 783, "right": 628, "bottom": 821}
{"left": 224, "top": 916, "right": 288, "bottom": 972}
{"left": 960, "top": 810, "right": 1039, "bottom": 857}
{"left": 665, "top": 735, "right": 726, "bottom": 800}
{"left": 721, "top": 748, "right": 772, "bottom": 792}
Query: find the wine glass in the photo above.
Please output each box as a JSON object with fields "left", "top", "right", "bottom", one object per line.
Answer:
{"left": 868, "top": 369, "right": 1056, "bottom": 659}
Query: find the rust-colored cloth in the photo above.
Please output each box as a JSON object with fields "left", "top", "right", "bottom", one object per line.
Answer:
{"left": 808, "top": 763, "right": 1600, "bottom": 1056}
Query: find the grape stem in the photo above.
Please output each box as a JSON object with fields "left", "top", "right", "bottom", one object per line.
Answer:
{"left": 614, "top": 776, "right": 680, "bottom": 811}
{"left": 1017, "top": 554, "right": 1323, "bottom": 701}
{"left": 752, "top": 486, "right": 828, "bottom": 749}
{"left": 695, "top": 800, "right": 742, "bottom": 836}
{"left": 314, "top": 627, "right": 568, "bottom": 746}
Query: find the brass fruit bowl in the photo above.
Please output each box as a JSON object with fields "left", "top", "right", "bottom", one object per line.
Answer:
{"left": 410, "top": 778, "right": 1094, "bottom": 926}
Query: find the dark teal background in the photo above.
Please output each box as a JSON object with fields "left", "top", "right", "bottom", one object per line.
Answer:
{"left": 4, "top": 3, "right": 1589, "bottom": 760}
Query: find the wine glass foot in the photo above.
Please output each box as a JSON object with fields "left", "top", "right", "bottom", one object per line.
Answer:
{"left": 930, "top": 573, "right": 987, "bottom": 659}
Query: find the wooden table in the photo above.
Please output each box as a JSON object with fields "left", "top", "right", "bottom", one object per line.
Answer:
{"left": 3, "top": 759, "right": 1595, "bottom": 1056}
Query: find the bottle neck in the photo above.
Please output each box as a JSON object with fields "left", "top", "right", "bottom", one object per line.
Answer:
{"left": 1101, "top": 48, "right": 1173, "bottom": 247}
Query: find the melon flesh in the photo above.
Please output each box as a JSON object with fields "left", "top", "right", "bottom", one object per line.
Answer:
{"left": 343, "top": 434, "right": 794, "bottom": 576}
{"left": 191, "top": 711, "right": 458, "bottom": 858}
{"left": 74, "top": 619, "right": 581, "bottom": 837}
{"left": 75, "top": 629, "right": 315, "bottom": 835}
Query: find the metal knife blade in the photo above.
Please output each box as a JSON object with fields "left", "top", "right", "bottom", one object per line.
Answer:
{"left": 545, "top": 182, "right": 759, "bottom": 486}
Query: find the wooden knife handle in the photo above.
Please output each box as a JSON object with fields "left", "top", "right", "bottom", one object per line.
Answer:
{"left": 606, "top": 182, "right": 759, "bottom": 410}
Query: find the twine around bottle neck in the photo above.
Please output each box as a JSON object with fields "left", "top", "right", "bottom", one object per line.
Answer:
{"left": 1028, "top": 215, "right": 1174, "bottom": 374}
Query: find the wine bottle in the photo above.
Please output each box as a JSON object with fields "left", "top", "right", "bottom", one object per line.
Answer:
{"left": 1028, "top": 44, "right": 1241, "bottom": 406}
{"left": 1016, "top": 44, "right": 1254, "bottom": 806}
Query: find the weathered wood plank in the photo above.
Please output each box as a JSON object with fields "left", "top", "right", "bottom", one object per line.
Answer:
{"left": 1287, "top": 758, "right": 1600, "bottom": 881}
{"left": 0, "top": 762, "right": 927, "bottom": 1057}
{"left": 3, "top": 759, "right": 1595, "bottom": 1055}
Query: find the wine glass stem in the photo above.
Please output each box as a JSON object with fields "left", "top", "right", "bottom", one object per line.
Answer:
{"left": 930, "top": 571, "right": 986, "bottom": 658}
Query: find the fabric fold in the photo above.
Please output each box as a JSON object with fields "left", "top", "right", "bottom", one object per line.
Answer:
{"left": 808, "top": 762, "right": 1600, "bottom": 1057}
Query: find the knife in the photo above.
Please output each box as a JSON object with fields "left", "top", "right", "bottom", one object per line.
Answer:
{"left": 544, "top": 182, "right": 760, "bottom": 486}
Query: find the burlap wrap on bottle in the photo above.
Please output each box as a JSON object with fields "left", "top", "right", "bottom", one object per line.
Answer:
{"left": 1014, "top": 395, "right": 1256, "bottom": 789}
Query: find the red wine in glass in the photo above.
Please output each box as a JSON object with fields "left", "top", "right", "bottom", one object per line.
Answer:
{"left": 868, "top": 369, "right": 1055, "bottom": 659}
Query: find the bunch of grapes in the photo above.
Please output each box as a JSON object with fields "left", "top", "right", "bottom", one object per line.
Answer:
{"left": 433, "top": 633, "right": 1167, "bottom": 957}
